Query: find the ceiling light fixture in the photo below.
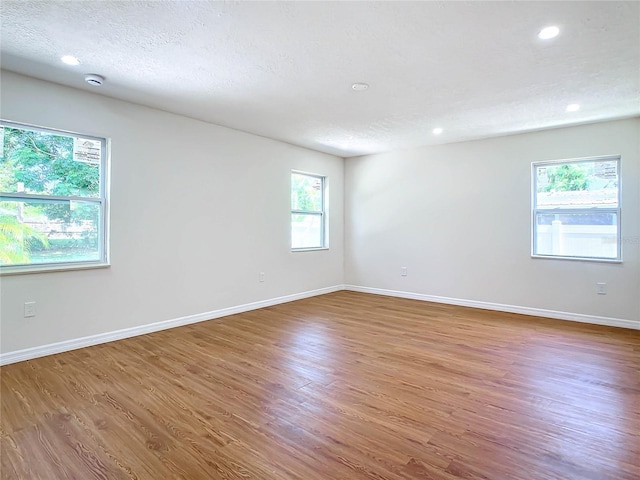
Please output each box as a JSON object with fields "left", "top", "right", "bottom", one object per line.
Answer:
{"left": 566, "top": 103, "right": 580, "bottom": 112}
{"left": 538, "top": 26, "right": 560, "bottom": 40}
{"left": 432, "top": 128, "right": 443, "bottom": 135}
{"left": 61, "top": 55, "right": 80, "bottom": 66}
{"left": 351, "top": 83, "right": 369, "bottom": 91}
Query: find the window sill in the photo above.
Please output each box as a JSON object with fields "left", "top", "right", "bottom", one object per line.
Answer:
{"left": 291, "top": 247, "right": 329, "bottom": 252}
{"left": 0, "top": 262, "right": 111, "bottom": 276}
{"left": 531, "top": 255, "right": 622, "bottom": 264}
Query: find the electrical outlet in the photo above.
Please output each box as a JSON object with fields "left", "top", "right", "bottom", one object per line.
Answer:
{"left": 596, "top": 282, "right": 607, "bottom": 295}
{"left": 259, "top": 272, "right": 265, "bottom": 282}
{"left": 401, "top": 267, "right": 408, "bottom": 277}
{"left": 24, "top": 301, "right": 36, "bottom": 318}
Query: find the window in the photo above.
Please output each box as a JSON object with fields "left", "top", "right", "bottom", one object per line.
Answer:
{"left": 532, "top": 155, "right": 620, "bottom": 261}
{"left": 0, "top": 121, "right": 109, "bottom": 273}
{"left": 291, "top": 171, "right": 326, "bottom": 250}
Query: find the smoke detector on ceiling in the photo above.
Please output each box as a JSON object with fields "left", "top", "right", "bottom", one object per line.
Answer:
{"left": 84, "top": 74, "right": 105, "bottom": 86}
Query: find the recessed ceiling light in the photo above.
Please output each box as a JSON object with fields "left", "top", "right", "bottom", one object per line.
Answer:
{"left": 351, "top": 83, "right": 369, "bottom": 91}
{"left": 538, "top": 26, "right": 560, "bottom": 40}
{"left": 566, "top": 103, "right": 580, "bottom": 112}
{"left": 432, "top": 128, "right": 443, "bottom": 135}
{"left": 61, "top": 55, "right": 80, "bottom": 66}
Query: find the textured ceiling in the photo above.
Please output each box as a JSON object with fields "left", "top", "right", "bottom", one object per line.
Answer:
{"left": 1, "top": 1, "right": 638, "bottom": 157}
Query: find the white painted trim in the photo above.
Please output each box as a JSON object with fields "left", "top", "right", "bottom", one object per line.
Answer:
{"left": 3, "top": 283, "right": 637, "bottom": 366}
{"left": 0, "top": 285, "right": 343, "bottom": 366}
{"left": 343, "top": 285, "right": 640, "bottom": 331}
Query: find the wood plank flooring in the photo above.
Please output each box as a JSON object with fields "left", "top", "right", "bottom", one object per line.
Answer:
{"left": 1, "top": 291, "right": 639, "bottom": 479}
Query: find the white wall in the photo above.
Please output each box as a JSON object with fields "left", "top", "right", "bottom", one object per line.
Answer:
{"left": 0, "top": 71, "right": 345, "bottom": 354}
{"left": 345, "top": 119, "right": 640, "bottom": 323}
{"left": 1, "top": 72, "right": 638, "bottom": 360}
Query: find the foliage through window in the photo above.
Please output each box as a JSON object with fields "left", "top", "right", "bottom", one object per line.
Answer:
{"left": 0, "top": 121, "right": 108, "bottom": 272}
{"left": 532, "top": 156, "right": 620, "bottom": 261}
{"left": 291, "top": 171, "right": 326, "bottom": 249}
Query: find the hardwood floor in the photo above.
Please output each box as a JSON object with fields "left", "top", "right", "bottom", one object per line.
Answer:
{"left": 1, "top": 291, "right": 639, "bottom": 479}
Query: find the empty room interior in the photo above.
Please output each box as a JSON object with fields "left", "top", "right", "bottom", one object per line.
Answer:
{"left": 1, "top": 1, "right": 639, "bottom": 479}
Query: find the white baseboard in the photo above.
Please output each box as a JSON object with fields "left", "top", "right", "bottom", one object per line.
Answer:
{"left": 343, "top": 285, "right": 640, "bottom": 331}
{"left": 3, "top": 283, "right": 637, "bottom": 366}
{"left": 0, "top": 285, "right": 343, "bottom": 366}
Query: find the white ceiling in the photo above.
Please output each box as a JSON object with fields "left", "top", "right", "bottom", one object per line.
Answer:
{"left": 1, "top": 1, "right": 638, "bottom": 157}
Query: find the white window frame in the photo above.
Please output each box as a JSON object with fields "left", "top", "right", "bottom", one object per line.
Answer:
{"left": 531, "top": 155, "right": 621, "bottom": 262}
{"left": 291, "top": 170, "right": 328, "bottom": 251}
{"left": 0, "top": 120, "right": 110, "bottom": 275}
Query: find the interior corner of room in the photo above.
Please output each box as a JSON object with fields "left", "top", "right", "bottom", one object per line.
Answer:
{"left": 1, "top": 2, "right": 639, "bottom": 478}
{"left": 1, "top": 2, "right": 639, "bottom": 363}
{"left": 0, "top": 68, "right": 639, "bottom": 361}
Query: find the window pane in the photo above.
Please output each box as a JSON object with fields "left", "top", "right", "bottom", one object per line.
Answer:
{"left": 534, "top": 212, "right": 618, "bottom": 259}
{"left": 292, "top": 213, "right": 322, "bottom": 249}
{"left": 535, "top": 160, "right": 618, "bottom": 209}
{"left": 0, "top": 126, "right": 100, "bottom": 198}
{"left": 0, "top": 199, "right": 101, "bottom": 266}
{"left": 291, "top": 173, "right": 322, "bottom": 212}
